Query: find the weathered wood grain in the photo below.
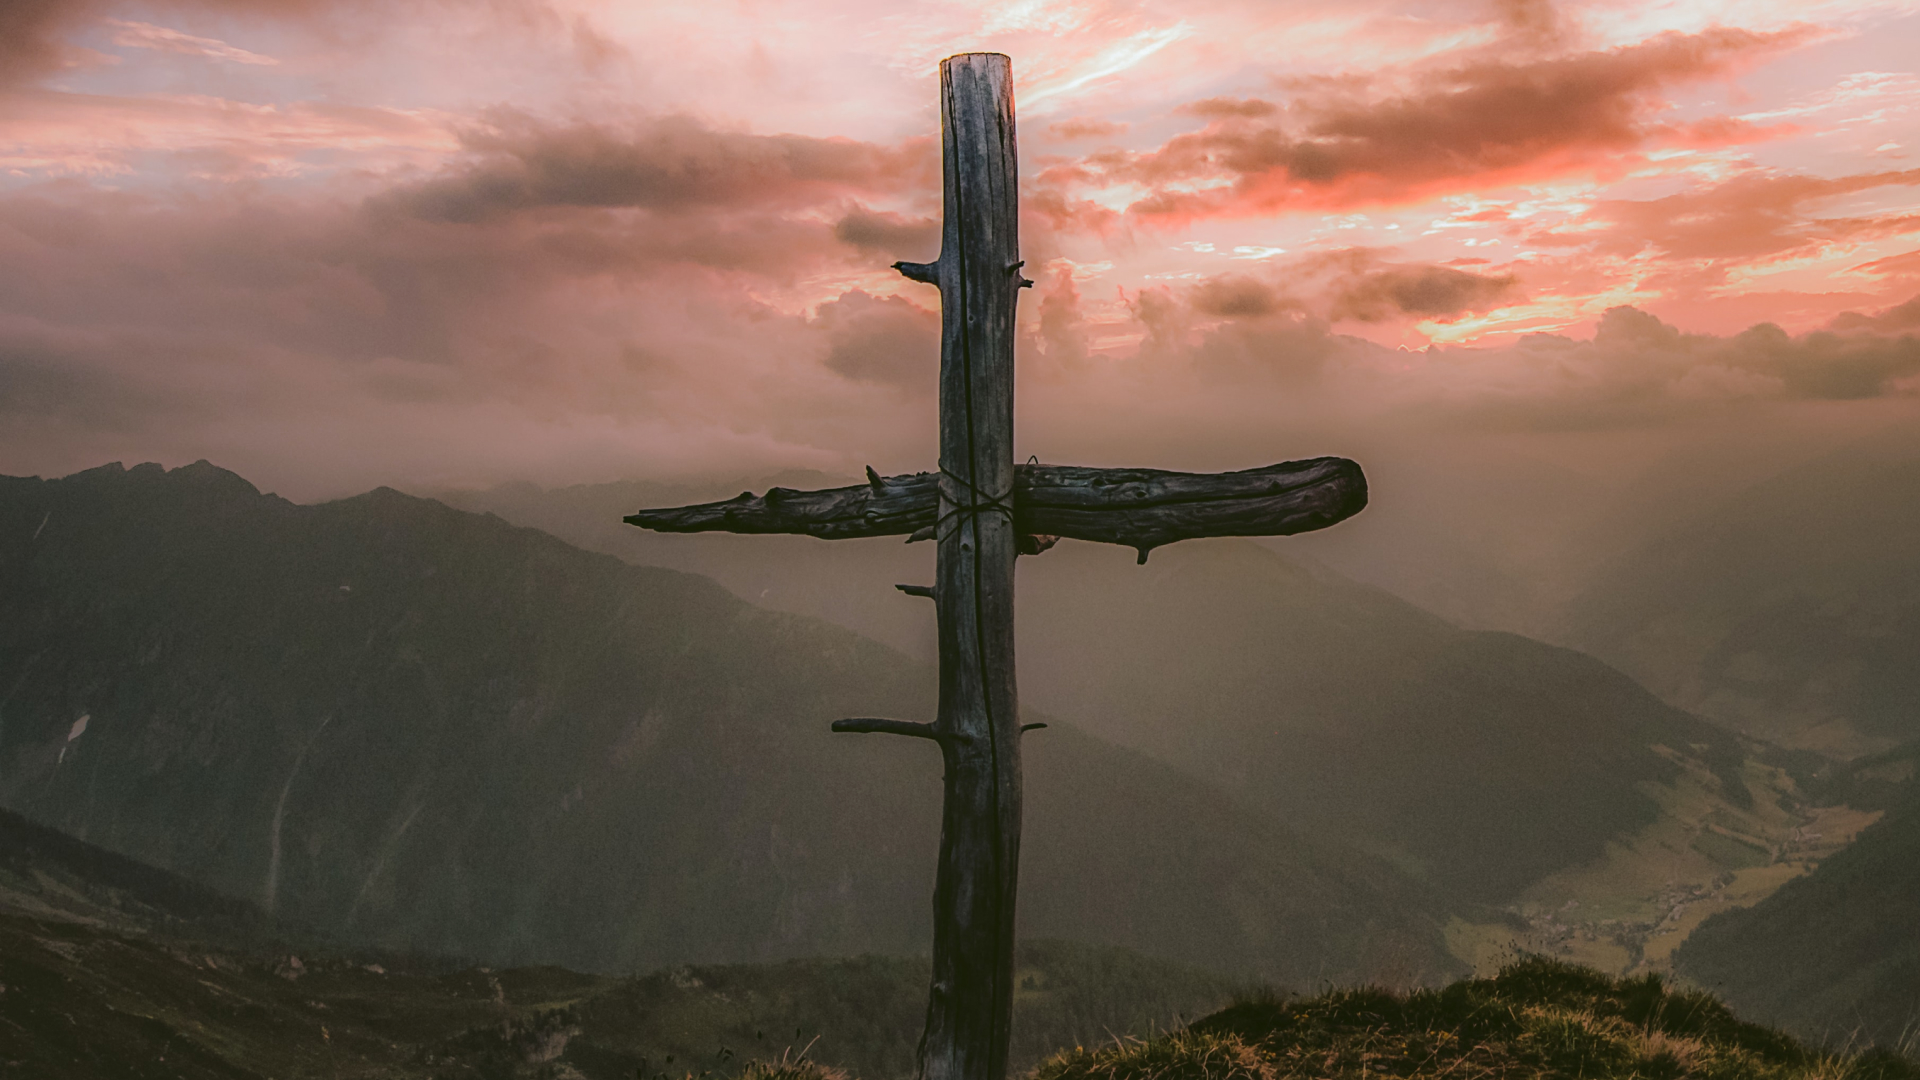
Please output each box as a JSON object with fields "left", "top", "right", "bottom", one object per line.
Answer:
{"left": 831, "top": 717, "right": 942, "bottom": 740}
{"left": 1022, "top": 456, "right": 1366, "bottom": 562}
{"left": 624, "top": 456, "right": 1367, "bottom": 562}
{"left": 617, "top": 51, "right": 1370, "bottom": 1080}
{"left": 920, "top": 51, "right": 1023, "bottom": 1080}
{"left": 624, "top": 469, "right": 939, "bottom": 540}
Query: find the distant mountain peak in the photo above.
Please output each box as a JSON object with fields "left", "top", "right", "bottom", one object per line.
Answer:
{"left": 56, "top": 459, "right": 263, "bottom": 499}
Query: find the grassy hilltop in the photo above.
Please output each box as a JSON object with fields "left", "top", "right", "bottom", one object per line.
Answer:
{"left": 1038, "top": 957, "right": 1918, "bottom": 1080}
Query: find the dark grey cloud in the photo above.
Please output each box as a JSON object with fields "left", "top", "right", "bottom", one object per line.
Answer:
{"left": 1179, "top": 252, "right": 1519, "bottom": 326}
{"left": 1328, "top": 263, "right": 1519, "bottom": 322}
{"left": 1190, "top": 274, "right": 1295, "bottom": 318}
{"left": 0, "top": 162, "right": 916, "bottom": 493}
{"left": 832, "top": 207, "right": 939, "bottom": 261}
{"left": 1, "top": 0, "right": 74, "bottom": 84}
{"left": 812, "top": 290, "right": 938, "bottom": 389}
{"left": 1832, "top": 293, "right": 1920, "bottom": 333}
{"left": 381, "top": 113, "right": 934, "bottom": 223}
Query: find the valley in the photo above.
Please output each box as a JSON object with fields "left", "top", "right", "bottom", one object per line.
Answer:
{"left": 4, "top": 451, "right": 1919, "bottom": 1062}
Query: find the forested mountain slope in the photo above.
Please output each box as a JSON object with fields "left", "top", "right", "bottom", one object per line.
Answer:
{"left": 1015, "top": 540, "right": 1758, "bottom": 905}
{"left": 1676, "top": 744, "right": 1920, "bottom": 1047}
{"left": 0, "top": 461, "right": 1451, "bottom": 984}
{"left": 451, "top": 479, "right": 1761, "bottom": 907}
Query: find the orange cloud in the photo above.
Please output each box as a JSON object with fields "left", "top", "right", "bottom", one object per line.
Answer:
{"left": 1568, "top": 169, "right": 1920, "bottom": 262}
{"left": 811, "top": 290, "right": 939, "bottom": 389}
{"left": 1046, "top": 117, "right": 1128, "bottom": 141}
{"left": 1056, "top": 27, "right": 1810, "bottom": 223}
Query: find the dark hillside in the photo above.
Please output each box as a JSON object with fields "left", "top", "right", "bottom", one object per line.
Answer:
{"left": 0, "top": 801, "right": 1245, "bottom": 1079}
{"left": 1015, "top": 539, "right": 1753, "bottom": 905}
{"left": 0, "top": 906, "right": 1240, "bottom": 1080}
{"left": 1675, "top": 745, "right": 1920, "bottom": 1047}
{"left": 0, "top": 461, "right": 1451, "bottom": 983}
{"left": 452, "top": 480, "right": 1762, "bottom": 907}
{"left": 0, "top": 803, "right": 267, "bottom": 941}
{"left": 1037, "top": 956, "right": 1919, "bottom": 1080}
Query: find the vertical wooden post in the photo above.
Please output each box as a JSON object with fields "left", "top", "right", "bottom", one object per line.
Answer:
{"left": 914, "top": 52, "right": 1024, "bottom": 1080}
{"left": 632, "top": 56, "right": 1367, "bottom": 1080}
{"left": 629, "top": 48, "right": 1363, "bottom": 1078}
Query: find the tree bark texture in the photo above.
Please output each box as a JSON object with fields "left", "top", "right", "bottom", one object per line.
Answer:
{"left": 621, "top": 51, "right": 1373, "bottom": 1080}
{"left": 624, "top": 456, "right": 1367, "bottom": 562}
{"left": 918, "top": 52, "right": 1022, "bottom": 1080}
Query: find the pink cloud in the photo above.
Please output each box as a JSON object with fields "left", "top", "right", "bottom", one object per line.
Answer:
{"left": 1050, "top": 27, "right": 1812, "bottom": 223}
{"left": 106, "top": 18, "right": 278, "bottom": 64}
{"left": 0, "top": 88, "right": 457, "bottom": 177}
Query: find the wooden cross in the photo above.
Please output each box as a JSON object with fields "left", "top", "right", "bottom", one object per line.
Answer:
{"left": 627, "top": 53, "right": 1367, "bottom": 1080}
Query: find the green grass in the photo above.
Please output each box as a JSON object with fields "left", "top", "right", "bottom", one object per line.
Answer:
{"left": 1032, "top": 956, "right": 1920, "bottom": 1080}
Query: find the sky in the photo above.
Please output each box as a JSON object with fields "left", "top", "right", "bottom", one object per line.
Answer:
{"left": 2, "top": 0, "right": 1919, "bottom": 506}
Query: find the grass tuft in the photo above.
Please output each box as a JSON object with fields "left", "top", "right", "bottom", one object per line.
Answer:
{"left": 1032, "top": 956, "right": 1920, "bottom": 1079}
{"left": 1034, "top": 1031, "right": 1275, "bottom": 1080}
{"left": 736, "top": 1054, "right": 851, "bottom": 1080}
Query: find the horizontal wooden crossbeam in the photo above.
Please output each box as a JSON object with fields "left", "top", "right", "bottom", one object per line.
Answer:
{"left": 624, "top": 456, "right": 1366, "bottom": 563}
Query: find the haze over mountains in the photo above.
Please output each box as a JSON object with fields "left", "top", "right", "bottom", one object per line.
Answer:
{"left": 446, "top": 473, "right": 1759, "bottom": 906}
{"left": 0, "top": 461, "right": 1450, "bottom": 984}
{"left": 5, "top": 449, "right": 1918, "bottom": 1054}
{"left": 440, "top": 431, "right": 1920, "bottom": 1043}
{"left": 1563, "top": 429, "right": 1920, "bottom": 757}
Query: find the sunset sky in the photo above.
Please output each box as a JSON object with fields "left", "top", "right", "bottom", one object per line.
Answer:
{"left": 3, "top": 0, "right": 1919, "bottom": 500}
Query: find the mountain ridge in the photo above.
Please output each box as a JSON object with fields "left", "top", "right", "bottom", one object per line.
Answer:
{"left": 445, "top": 474, "right": 1768, "bottom": 909}
{"left": 0, "top": 459, "right": 1455, "bottom": 985}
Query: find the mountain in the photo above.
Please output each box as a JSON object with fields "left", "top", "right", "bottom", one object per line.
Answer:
{"left": 1013, "top": 540, "right": 1758, "bottom": 907}
{"left": 1674, "top": 744, "right": 1920, "bottom": 1048}
{"left": 1562, "top": 431, "right": 1920, "bottom": 757}
{"left": 439, "top": 474, "right": 942, "bottom": 662}
{"left": 444, "top": 478, "right": 1762, "bottom": 909}
{"left": 0, "top": 461, "right": 1452, "bottom": 985}
{"left": 0, "top": 803, "right": 268, "bottom": 943}
{"left": 0, "top": 822, "right": 1242, "bottom": 1080}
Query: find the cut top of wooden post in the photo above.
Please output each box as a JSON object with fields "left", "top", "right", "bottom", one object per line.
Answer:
{"left": 934, "top": 52, "right": 1020, "bottom": 537}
